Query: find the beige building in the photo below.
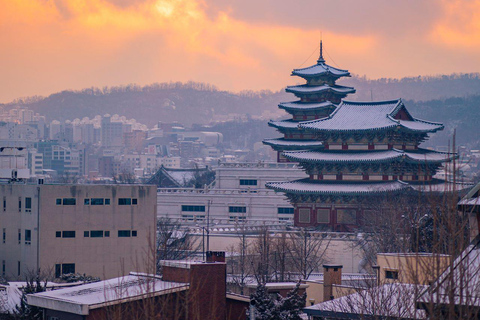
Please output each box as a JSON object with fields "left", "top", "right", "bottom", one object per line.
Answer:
{"left": 0, "top": 184, "right": 156, "bottom": 280}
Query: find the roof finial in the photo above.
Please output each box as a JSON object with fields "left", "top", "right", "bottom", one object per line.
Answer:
{"left": 317, "top": 35, "right": 325, "bottom": 64}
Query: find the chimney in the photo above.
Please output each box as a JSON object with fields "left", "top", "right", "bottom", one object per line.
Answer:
{"left": 323, "top": 264, "right": 343, "bottom": 301}
{"left": 206, "top": 251, "right": 226, "bottom": 263}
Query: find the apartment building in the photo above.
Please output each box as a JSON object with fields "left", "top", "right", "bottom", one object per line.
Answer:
{"left": 0, "top": 184, "right": 156, "bottom": 280}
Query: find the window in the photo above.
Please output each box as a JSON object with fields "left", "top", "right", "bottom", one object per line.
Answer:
{"left": 336, "top": 209, "right": 357, "bottom": 224}
{"left": 62, "top": 263, "right": 75, "bottom": 275}
{"left": 18, "top": 197, "right": 21, "bottom": 212}
{"left": 62, "top": 198, "right": 76, "bottom": 205}
{"left": 105, "top": 231, "right": 110, "bottom": 237}
{"left": 62, "top": 231, "right": 75, "bottom": 238}
{"left": 90, "top": 230, "right": 103, "bottom": 238}
{"left": 277, "top": 207, "right": 294, "bottom": 214}
{"left": 317, "top": 209, "right": 330, "bottom": 224}
{"left": 182, "top": 215, "right": 194, "bottom": 222}
{"left": 118, "top": 230, "right": 131, "bottom": 237}
{"left": 132, "top": 230, "right": 137, "bottom": 237}
{"left": 56, "top": 199, "right": 62, "bottom": 205}
{"left": 84, "top": 199, "right": 90, "bottom": 205}
{"left": 25, "top": 197, "right": 32, "bottom": 212}
{"left": 17, "top": 261, "right": 20, "bottom": 276}
{"left": 18, "top": 229, "right": 21, "bottom": 244}
{"left": 91, "top": 198, "right": 104, "bottom": 205}
{"left": 25, "top": 229, "right": 31, "bottom": 244}
{"left": 181, "top": 205, "right": 205, "bottom": 212}
{"left": 118, "top": 198, "right": 132, "bottom": 205}
{"left": 132, "top": 198, "right": 137, "bottom": 205}
{"left": 229, "top": 206, "right": 246, "bottom": 213}
{"left": 56, "top": 231, "right": 61, "bottom": 238}
{"left": 2, "top": 228, "right": 5, "bottom": 243}
{"left": 385, "top": 270, "right": 399, "bottom": 280}
{"left": 3, "top": 196, "right": 5, "bottom": 211}
{"left": 105, "top": 199, "right": 110, "bottom": 205}
{"left": 2, "top": 260, "right": 5, "bottom": 277}
{"left": 298, "top": 209, "right": 311, "bottom": 223}
{"left": 239, "top": 179, "right": 257, "bottom": 186}
{"left": 84, "top": 231, "right": 90, "bottom": 237}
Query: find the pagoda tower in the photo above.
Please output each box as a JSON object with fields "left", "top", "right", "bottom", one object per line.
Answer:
{"left": 265, "top": 48, "right": 458, "bottom": 231}
{"left": 263, "top": 41, "right": 355, "bottom": 162}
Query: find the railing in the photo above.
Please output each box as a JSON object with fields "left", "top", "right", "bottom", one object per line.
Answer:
{"left": 217, "top": 162, "right": 299, "bottom": 169}
{"left": 157, "top": 187, "right": 278, "bottom": 196}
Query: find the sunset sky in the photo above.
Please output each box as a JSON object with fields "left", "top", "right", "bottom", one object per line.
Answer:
{"left": 1, "top": 0, "right": 480, "bottom": 103}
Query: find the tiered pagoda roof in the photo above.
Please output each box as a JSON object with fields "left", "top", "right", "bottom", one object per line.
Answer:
{"left": 263, "top": 41, "right": 354, "bottom": 155}
{"left": 299, "top": 99, "right": 443, "bottom": 134}
{"left": 283, "top": 148, "right": 455, "bottom": 164}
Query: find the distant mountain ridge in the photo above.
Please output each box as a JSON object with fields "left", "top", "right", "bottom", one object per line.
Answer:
{"left": 1, "top": 74, "right": 479, "bottom": 148}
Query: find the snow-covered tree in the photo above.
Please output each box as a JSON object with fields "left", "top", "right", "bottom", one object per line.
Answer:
{"left": 249, "top": 282, "right": 306, "bottom": 320}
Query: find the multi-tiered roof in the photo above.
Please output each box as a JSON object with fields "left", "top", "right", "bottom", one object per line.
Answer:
{"left": 263, "top": 42, "right": 355, "bottom": 160}
{"left": 265, "top": 70, "right": 459, "bottom": 229}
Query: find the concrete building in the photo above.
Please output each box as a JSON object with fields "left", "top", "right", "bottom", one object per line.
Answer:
{"left": 156, "top": 162, "right": 305, "bottom": 225}
{"left": 0, "top": 184, "right": 156, "bottom": 280}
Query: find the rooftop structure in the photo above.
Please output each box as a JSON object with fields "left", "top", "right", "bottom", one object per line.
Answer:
{"left": 264, "top": 48, "right": 463, "bottom": 230}
{"left": 263, "top": 41, "right": 355, "bottom": 161}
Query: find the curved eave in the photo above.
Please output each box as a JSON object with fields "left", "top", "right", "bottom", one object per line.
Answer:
{"left": 268, "top": 119, "right": 301, "bottom": 130}
{"left": 278, "top": 101, "right": 337, "bottom": 113}
{"left": 299, "top": 122, "right": 442, "bottom": 135}
{"left": 285, "top": 85, "right": 356, "bottom": 96}
{"left": 291, "top": 63, "right": 351, "bottom": 79}
{"left": 283, "top": 149, "right": 456, "bottom": 164}
{"left": 266, "top": 179, "right": 410, "bottom": 196}
{"left": 262, "top": 138, "right": 323, "bottom": 151}
{"left": 409, "top": 179, "right": 474, "bottom": 193}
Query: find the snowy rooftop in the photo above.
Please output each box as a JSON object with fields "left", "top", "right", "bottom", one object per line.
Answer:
{"left": 283, "top": 148, "right": 455, "bottom": 164}
{"left": 262, "top": 138, "right": 323, "bottom": 149}
{"left": 299, "top": 99, "right": 443, "bottom": 134}
{"left": 278, "top": 101, "right": 337, "bottom": 112}
{"left": 409, "top": 179, "right": 474, "bottom": 193}
{"left": 27, "top": 273, "right": 188, "bottom": 315}
{"left": 417, "top": 236, "right": 480, "bottom": 307}
{"left": 291, "top": 61, "right": 351, "bottom": 78}
{"left": 286, "top": 84, "right": 355, "bottom": 96}
{"left": 268, "top": 119, "right": 302, "bottom": 130}
{"left": 266, "top": 179, "right": 409, "bottom": 195}
{"left": 305, "top": 283, "right": 427, "bottom": 319}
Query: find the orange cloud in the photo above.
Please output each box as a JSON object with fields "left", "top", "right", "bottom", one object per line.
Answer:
{"left": 431, "top": 0, "right": 480, "bottom": 49}
{"left": 0, "top": 0, "right": 378, "bottom": 102}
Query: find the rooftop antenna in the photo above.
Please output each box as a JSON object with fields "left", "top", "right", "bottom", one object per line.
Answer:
{"left": 317, "top": 32, "right": 325, "bottom": 64}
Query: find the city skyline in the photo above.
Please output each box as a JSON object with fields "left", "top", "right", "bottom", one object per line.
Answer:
{"left": 1, "top": 0, "right": 480, "bottom": 102}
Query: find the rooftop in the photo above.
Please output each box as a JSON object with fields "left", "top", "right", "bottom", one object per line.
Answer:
{"left": 283, "top": 148, "right": 455, "bottom": 164}
{"left": 27, "top": 273, "right": 188, "bottom": 315}
{"left": 291, "top": 61, "right": 351, "bottom": 79}
{"left": 266, "top": 179, "right": 410, "bottom": 195}
{"left": 278, "top": 101, "right": 336, "bottom": 112}
{"left": 286, "top": 84, "right": 355, "bottom": 96}
{"left": 299, "top": 99, "right": 443, "bottom": 134}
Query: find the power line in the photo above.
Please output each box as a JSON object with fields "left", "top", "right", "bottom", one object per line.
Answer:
{"left": 297, "top": 45, "right": 318, "bottom": 68}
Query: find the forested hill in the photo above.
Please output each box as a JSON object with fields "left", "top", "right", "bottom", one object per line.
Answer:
{"left": 1, "top": 74, "right": 480, "bottom": 147}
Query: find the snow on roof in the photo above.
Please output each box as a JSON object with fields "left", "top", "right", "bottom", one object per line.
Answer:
{"left": 286, "top": 84, "right": 355, "bottom": 96}
{"left": 268, "top": 119, "right": 302, "bottom": 130}
{"left": 0, "top": 284, "right": 22, "bottom": 314}
{"left": 262, "top": 138, "right": 323, "bottom": 149}
{"left": 266, "top": 179, "right": 410, "bottom": 195}
{"left": 27, "top": 273, "right": 188, "bottom": 315}
{"left": 409, "top": 179, "right": 474, "bottom": 193}
{"left": 417, "top": 236, "right": 480, "bottom": 307}
{"left": 305, "top": 283, "right": 427, "bottom": 319}
{"left": 458, "top": 182, "right": 480, "bottom": 206}
{"left": 291, "top": 61, "right": 351, "bottom": 78}
{"left": 283, "top": 148, "right": 455, "bottom": 164}
{"left": 299, "top": 100, "right": 443, "bottom": 134}
{"left": 278, "top": 101, "right": 337, "bottom": 112}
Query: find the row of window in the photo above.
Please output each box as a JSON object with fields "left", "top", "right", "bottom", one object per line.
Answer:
{"left": 55, "top": 230, "right": 138, "bottom": 238}
{"left": 56, "top": 198, "right": 138, "bottom": 206}
{"left": 2, "top": 228, "right": 31, "bottom": 244}
{"left": 239, "top": 179, "right": 257, "bottom": 186}
{"left": 181, "top": 205, "right": 294, "bottom": 215}
{"left": 2, "top": 197, "right": 32, "bottom": 212}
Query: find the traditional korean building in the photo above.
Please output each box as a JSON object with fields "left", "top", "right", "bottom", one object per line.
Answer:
{"left": 266, "top": 96, "right": 457, "bottom": 230}
{"left": 263, "top": 41, "right": 355, "bottom": 162}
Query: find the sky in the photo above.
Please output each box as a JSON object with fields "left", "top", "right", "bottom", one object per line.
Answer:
{"left": 1, "top": 0, "right": 480, "bottom": 103}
